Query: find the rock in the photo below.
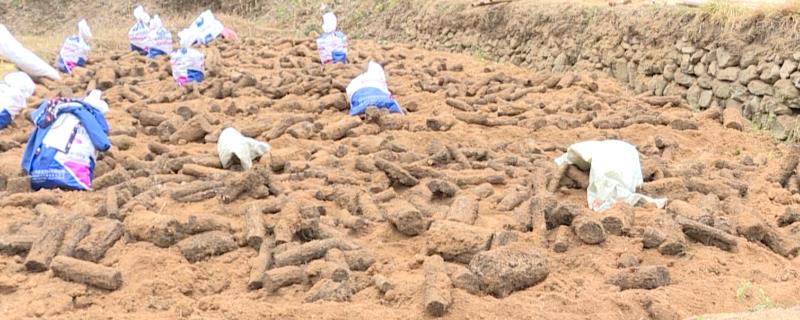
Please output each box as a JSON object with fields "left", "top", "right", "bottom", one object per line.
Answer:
{"left": 775, "top": 79, "right": 800, "bottom": 107}
{"left": 385, "top": 200, "right": 430, "bottom": 236}
{"left": 781, "top": 60, "right": 797, "bottom": 79}
{"left": 712, "top": 80, "right": 732, "bottom": 99}
{"left": 760, "top": 63, "right": 781, "bottom": 83}
{"left": 716, "top": 67, "right": 740, "bottom": 82}
{"left": 612, "top": 59, "right": 629, "bottom": 83}
{"left": 738, "top": 65, "right": 759, "bottom": 85}
{"left": 723, "top": 106, "right": 745, "bottom": 131}
{"left": 699, "top": 90, "right": 713, "bottom": 108}
{"left": 740, "top": 50, "right": 758, "bottom": 68}
{"left": 686, "top": 84, "right": 701, "bottom": 107}
{"left": 747, "top": 80, "right": 773, "bottom": 96}
{"left": 697, "top": 76, "right": 712, "bottom": 90}
{"left": 716, "top": 47, "right": 739, "bottom": 68}
{"left": 425, "top": 220, "right": 493, "bottom": 264}
{"left": 674, "top": 72, "right": 696, "bottom": 87}
{"left": 468, "top": 245, "right": 549, "bottom": 298}
{"left": 616, "top": 253, "right": 640, "bottom": 268}
{"left": 610, "top": 265, "right": 671, "bottom": 290}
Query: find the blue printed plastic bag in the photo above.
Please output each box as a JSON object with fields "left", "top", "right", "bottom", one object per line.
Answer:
{"left": 346, "top": 61, "right": 402, "bottom": 116}
{"left": 170, "top": 47, "right": 204, "bottom": 85}
{"left": 21, "top": 90, "right": 111, "bottom": 191}
{"left": 128, "top": 6, "right": 151, "bottom": 55}
{"left": 57, "top": 20, "right": 92, "bottom": 74}
{"left": 316, "top": 13, "right": 348, "bottom": 64}
{"left": 146, "top": 15, "right": 173, "bottom": 58}
{"left": 178, "top": 10, "right": 224, "bottom": 47}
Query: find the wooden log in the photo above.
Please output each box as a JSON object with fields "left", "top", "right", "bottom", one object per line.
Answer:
{"left": 374, "top": 159, "right": 419, "bottom": 186}
{"left": 57, "top": 216, "right": 91, "bottom": 257}
{"left": 610, "top": 266, "right": 670, "bottom": 290}
{"left": 266, "top": 266, "right": 307, "bottom": 293}
{"left": 601, "top": 203, "right": 635, "bottom": 236}
{"left": 675, "top": 216, "right": 738, "bottom": 252}
{"left": 423, "top": 255, "right": 452, "bottom": 317}
{"left": 50, "top": 256, "right": 123, "bottom": 290}
{"left": 496, "top": 190, "right": 529, "bottom": 211}
{"left": 0, "top": 234, "right": 36, "bottom": 256}
{"left": 572, "top": 215, "right": 606, "bottom": 245}
{"left": 248, "top": 235, "right": 275, "bottom": 290}
{"left": 552, "top": 226, "right": 572, "bottom": 253}
{"left": 273, "top": 238, "right": 358, "bottom": 268}
{"left": 324, "top": 248, "right": 351, "bottom": 282}
{"left": 25, "top": 217, "right": 68, "bottom": 272}
{"left": 320, "top": 117, "right": 361, "bottom": 140}
{"left": 274, "top": 202, "right": 301, "bottom": 245}
{"left": 177, "top": 231, "right": 238, "bottom": 263}
{"left": 245, "top": 205, "right": 266, "bottom": 249}
{"left": 74, "top": 219, "right": 124, "bottom": 262}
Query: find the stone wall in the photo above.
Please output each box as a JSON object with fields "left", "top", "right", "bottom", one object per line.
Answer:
{"left": 349, "top": 1, "right": 800, "bottom": 141}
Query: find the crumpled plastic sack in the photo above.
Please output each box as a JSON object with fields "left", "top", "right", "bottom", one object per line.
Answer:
{"left": 346, "top": 61, "right": 403, "bottom": 116}
{"left": 178, "top": 10, "right": 225, "bottom": 47}
{"left": 128, "top": 6, "right": 151, "bottom": 55}
{"left": 147, "top": 15, "right": 173, "bottom": 58}
{"left": 217, "top": 127, "right": 270, "bottom": 170}
{"left": 0, "top": 72, "right": 36, "bottom": 129}
{"left": 316, "top": 12, "right": 348, "bottom": 64}
{"left": 170, "top": 47, "right": 205, "bottom": 85}
{"left": 57, "top": 20, "right": 92, "bottom": 74}
{"left": 0, "top": 24, "right": 60, "bottom": 80}
{"left": 554, "top": 140, "right": 666, "bottom": 212}
{"left": 21, "top": 90, "right": 111, "bottom": 191}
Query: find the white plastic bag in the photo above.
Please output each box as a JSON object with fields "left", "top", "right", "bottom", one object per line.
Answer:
{"left": 217, "top": 127, "right": 271, "bottom": 170}
{"left": 0, "top": 25, "right": 60, "bottom": 80}
{"left": 178, "top": 10, "right": 224, "bottom": 47}
{"left": 170, "top": 47, "right": 205, "bottom": 85}
{"left": 147, "top": 15, "right": 173, "bottom": 58}
{"left": 57, "top": 20, "right": 92, "bottom": 74}
{"left": 554, "top": 140, "right": 667, "bottom": 212}
{"left": 0, "top": 72, "right": 36, "bottom": 128}
{"left": 316, "top": 12, "right": 348, "bottom": 65}
{"left": 346, "top": 61, "right": 402, "bottom": 116}
{"left": 128, "top": 6, "right": 151, "bottom": 55}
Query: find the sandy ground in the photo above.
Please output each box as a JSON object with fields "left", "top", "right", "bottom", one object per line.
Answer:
{"left": 0, "top": 0, "right": 800, "bottom": 319}
{"left": 0, "top": 33, "right": 798, "bottom": 320}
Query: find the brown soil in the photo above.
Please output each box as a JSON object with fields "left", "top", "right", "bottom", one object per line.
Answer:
{"left": 1, "top": 1, "right": 800, "bottom": 320}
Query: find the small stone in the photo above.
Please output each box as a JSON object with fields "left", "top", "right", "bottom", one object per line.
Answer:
{"left": 747, "top": 80, "right": 773, "bottom": 96}
{"left": 716, "top": 67, "right": 740, "bottom": 82}
{"left": 760, "top": 63, "right": 781, "bottom": 83}
{"left": 780, "top": 60, "right": 798, "bottom": 79}
{"left": 716, "top": 47, "right": 739, "bottom": 68}
{"left": 738, "top": 65, "right": 759, "bottom": 84}
{"left": 674, "top": 72, "right": 696, "bottom": 87}
{"left": 616, "top": 253, "right": 640, "bottom": 268}
{"left": 699, "top": 90, "right": 713, "bottom": 108}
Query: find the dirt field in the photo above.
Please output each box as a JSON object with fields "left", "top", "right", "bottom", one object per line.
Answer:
{"left": 1, "top": 1, "right": 800, "bottom": 320}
